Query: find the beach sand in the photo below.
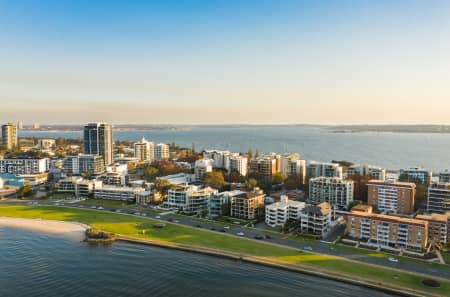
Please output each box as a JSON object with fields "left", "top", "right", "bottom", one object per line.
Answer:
{"left": 0, "top": 217, "right": 88, "bottom": 240}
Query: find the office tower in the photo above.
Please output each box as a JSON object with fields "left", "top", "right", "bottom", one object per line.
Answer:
{"left": 83, "top": 122, "right": 114, "bottom": 165}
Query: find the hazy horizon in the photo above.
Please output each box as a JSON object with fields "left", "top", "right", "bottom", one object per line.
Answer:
{"left": 1, "top": 0, "right": 450, "bottom": 124}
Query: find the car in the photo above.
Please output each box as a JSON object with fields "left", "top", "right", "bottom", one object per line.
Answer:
{"left": 134, "top": 212, "right": 141, "bottom": 216}
{"left": 388, "top": 257, "right": 399, "bottom": 263}
{"left": 196, "top": 224, "right": 202, "bottom": 228}
{"left": 264, "top": 235, "right": 272, "bottom": 240}
{"left": 173, "top": 220, "right": 179, "bottom": 223}
{"left": 254, "top": 235, "right": 264, "bottom": 240}
{"left": 90, "top": 206, "right": 97, "bottom": 209}
{"left": 141, "top": 213, "right": 147, "bottom": 217}
{"left": 155, "top": 215, "right": 161, "bottom": 219}
{"left": 220, "top": 229, "right": 226, "bottom": 233}
{"left": 97, "top": 206, "right": 104, "bottom": 210}
{"left": 223, "top": 226, "right": 230, "bottom": 229}
{"left": 303, "top": 246, "right": 313, "bottom": 251}
{"left": 236, "top": 232, "right": 245, "bottom": 236}
{"left": 167, "top": 218, "right": 173, "bottom": 222}
{"left": 115, "top": 209, "right": 122, "bottom": 213}
{"left": 210, "top": 227, "right": 216, "bottom": 231}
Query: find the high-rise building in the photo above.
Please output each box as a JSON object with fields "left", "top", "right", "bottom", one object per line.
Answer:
{"left": 17, "top": 121, "right": 23, "bottom": 130}
{"left": 306, "top": 161, "right": 343, "bottom": 179}
{"left": 194, "top": 158, "right": 214, "bottom": 180}
{"left": 399, "top": 167, "right": 432, "bottom": 185}
{"left": 265, "top": 195, "right": 306, "bottom": 227}
{"left": 154, "top": 143, "right": 169, "bottom": 161}
{"left": 309, "top": 177, "right": 354, "bottom": 209}
{"left": 367, "top": 180, "right": 416, "bottom": 215}
{"left": 229, "top": 155, "right": 248, "bottom": 177}
{"left": 1, "top": 123, "right": 18, "bottom": 150}
{"left": 281, "top": 153, "right": 306, "bottom": 184}
{"left": 427, "top": 183, "right": 450, "bottom": 214}
{"left": 230, "top": 187, "right": 265, "bottom": 220}
{"left": 250, "top": 153, "right": 281, "bottom": 178}
{"left": 134, "top": 137, "right": 154, "bottom": 162}
{"left": 63, "top": 154, "right": 105, "bottom": 176}
{"left": 83, "top": 122, "right": 114, "bottom": 165}
{"left": 346, "top": 164, "right": 386, "bottom": 181}
{"left": 439, "top": 170, "right": 450, "bottom": 183}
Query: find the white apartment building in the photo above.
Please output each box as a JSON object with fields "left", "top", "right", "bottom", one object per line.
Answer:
{"left": 156, "top": 173, "right": 195, "bottom": 185}
{"left": 155, "top": 143, "right": 170, "bottom": 161}
{"left": 346, "top": 164, "right": 386, "bottom": 181}
{"left": 208, "top": 190, "right": 244, "bottom": 217}
{"left": 309, "top": 177, "right": 354, "bottom": 209}
{"left": 300, "top": 202, "right": 332, "bottom": 237}
{"left": 194, "top": 158, "right": 214, "bottom": 180}
{"left": 306, "top": 161, "right": 343, "bottom": 179}
{"left": 229, "top": 155, "right": 248, "bottom": 177}
{"left": 0, "top": 157, "right": 49, "bottom": 175}
{"left": 134, "top": 137, "right": 154, "bottom": 162}
{"left": 203, "top": 150, "right": 232, "bottom": 170}
{"left": 265, "top": 195, "right": 306, "bottom": 227}
{"left": 63, "top": 154, "right": 105, "bottom": 176}
{"left": 37, "top": 138, "right": 56, "bottom": 150}
{"left": 167, "top": 185, "right": 218, "bottom": 213}
{"left": 57, "top": 177, "right": 102, "bottom": 197}
{"left": 94, "top": 184, "right": 147, "bottom": 201}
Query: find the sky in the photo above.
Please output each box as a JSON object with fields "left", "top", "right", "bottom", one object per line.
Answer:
{"left": 0, "top": 0, "right": 450, "bottom": 125}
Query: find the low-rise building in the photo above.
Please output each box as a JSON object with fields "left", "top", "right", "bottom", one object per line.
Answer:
{"left": 208, "top": 190, "right": 244, "bottom": 217}
{"left": 0, "top": 157, "right": 49, "bottom": 175}
{"left": 399, "top": 167, "right": 432, "bottom": 185}
{"left": 300, "top": 202, "right": 331, "bottom": 236}
{"left": 167, "top": 185, "right": 218, "bottom": 213}
{"left": 367, "top": 180, "right": 416, "bottom": 214}
{"left": 347, "top": 205, "right": 428, "bottom": 250}
{"left": 416, "top": 213, "right": 450, "bottom": 245}
{"left": 57, "top": 177, "right": 101, "bottom": 197}
{"left": 194, "top": 158, "right": 214, "bottom": 180}
{"left": 64, "top": 154, "right": 105, "bottom": 176}
{"left": 309, "top": 177, "right": 354, "bottom": 209}
{"left": 155, "top": 143, "right": 170, "bottom": 161}
{"left": 37, "top": 138, "right": 56, "bottom": 150}
{"left": 307, "top": 161, "right": 343, "bottom": 179}
{"left": 427, "top": 183, "right": 450, "bottom": 214}
{"left": 346, "top": 164, "right": 386, "bottom": 180}
{"left": 265, "top": 195, "right": 306, "bottom": 227}
{"left": 156, "top": 173, "right": 195, "bottom": 186}
{"left": 230, "top": 187, "right": 265, "bottom": 220}
{"left": 94, "top": 185, "right": 147, "bottom": 201}
{"left": 134, "top": 137, "right": 154, "bottom": 162}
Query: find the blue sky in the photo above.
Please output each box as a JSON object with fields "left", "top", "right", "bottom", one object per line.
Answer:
{"left": 1, "top": 0, "right": 450, "bottom": 124}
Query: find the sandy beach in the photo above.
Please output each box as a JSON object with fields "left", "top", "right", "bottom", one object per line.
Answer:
{"left": 0, "top": 217, "right": 88, "bottom": 240}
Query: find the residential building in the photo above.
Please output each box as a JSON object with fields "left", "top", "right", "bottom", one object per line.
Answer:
{"left": 399, "top": 167, "right": 432, "bottom": 185}
{"left": 135, "top": 191, "right": 153, "bottom": 205}
{"left": 265, "top": 195, "right": 306, "bottom": 227}
{"left": 203, "top": 150, "right": 232, "bottom": 170}
{"left": 300, "top": 202, "right": 332, "bottom": 237}
{"left": 157, "top": 173, "right": 195, "bottom": 186}
{"left": 208, "top": 190, "right": 245, "bottom": 217}
{"left": 427, "top": 183, "right": 450, "bottom": 214}
{"left": 1, "top": 123, "right": 18, "bottom": 150}
{"left": 83, "top": 122, "right": 114, "bottom": 165}
{"left": 57, "top": 177, "right": 101, "bottom": 197}
{"left": 155, "top": 143, "right": 170, "bottom": 161}
{"left": 439, "top": 170, "right": 450, "bottom": 183}
{"left": 309, "top": 177, "right": 354, "bottom": 209}
{"left": 346, "top": 164, "right": 386, "bottom": 181}
{"left": 306, "top": 161, "right": 343, "bottom": 178}
{"left": 0, "top": 157, "right": 49, "bottom": 175}
{"left": 37, "top": 138, "right": 56, "bottom": 150}
{"left": 229, "top": 155, "right": 248, "bottom": 177}
{"left": 416, "top": 213, "right": 450, "bottom": 245}
{"left": 134, "top": 137, "right": 154, "bottom": 162}
{"left": 230, "top": 187, "right": 265, "bottom": 220}
{"left": 64, "top": 154, "right": 105, "bottom": 176}
{"left": 167, "top": 185, "right": 218, "bottom": 213}
{"left": 17, "top": 121, "right": 23, "bottom": 130}
{"left": 250, "top": 153, "right": 281, "bottom": 178}
{"left": 94, "top": 184, "right": 147, "bottom": 201}
{"left": 347, "top": 205, "right": 428, "bottom": 250}
{"left": 194, "top": 158, "right": 214, "bottom": 180}
{"left": 367, "top": 180, "right": 416, "bottom": 214}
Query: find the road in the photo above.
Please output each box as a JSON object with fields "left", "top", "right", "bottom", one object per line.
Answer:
{"left": 4, "top": 199, "right": 450, "bottom": 280}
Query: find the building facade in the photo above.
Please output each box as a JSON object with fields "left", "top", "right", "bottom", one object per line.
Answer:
{"left": 194, "top": 158, "right": 214, "bottom": 181}
{"left": 309, "top": 177, "right": 354, "bottom": 209}
{"left": 83, "top": 122, "right": 114, "bottom": 165}
{"left": 416, "top": 213, "right": 450, "bottom": 245}
{"left": 134, "top": 137, "right": 154, "bottom": 162}
{"left": 0, "top": 157, "right": 49, "bottom": 175}
{"left": 250, "top": 154, "right": 280, "bottom": 178}
{"left": 229, "top": 155, "right": 248, "bottom": 177}
{"left": 346, "top": 164, "right": 386, "bottom": 181}
{"left": 155, "top": 143, "right": 170, "bottom": 161}
{"left": 64, "top": 154, "right": 105, "bottom": 176}
{"left": 265, "top": 195, "right": 306, "bottom": 227}
{"left": 230, "top": 188, "right": 265, "bottom": 220}
{"left": 367, "top": 180, "right": 416, "bottom": 214}
{"left": 1, "top": 123, "right": 18, "bottom": 150}
{"left": 167, "top": 185, "right": 218, "bottom": 213}
{"left": 399, "top": 167, "right": 432, "bottom": 185}
{"left": 306, "top": 162, "right": 343, "bottom": 179}
{"left": 300, "top": 202, "right": 331, "bottom": 237}
{"left": 427, "top": 183, "right": 450, "bottom": 214}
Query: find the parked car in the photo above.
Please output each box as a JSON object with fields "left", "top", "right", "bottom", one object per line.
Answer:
{"left": 388, "top": 257, "right": 399, "bottom": 263}
{"left": 254, "top": 235, "right": 264, "bottom": 240}
{"left": 303, "top": 246, "right": 313, "bottom": 251}
{"left": 236, "top": 232, "right": 245, "bottom": 236}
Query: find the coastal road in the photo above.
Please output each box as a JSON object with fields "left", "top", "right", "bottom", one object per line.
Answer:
{"left": 10, "top": 200, "right": 450, "bottom": 280}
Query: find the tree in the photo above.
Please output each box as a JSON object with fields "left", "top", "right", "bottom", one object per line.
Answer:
{"left": 154, "top": 179, "right": 172, "bottom": 198}
{"left": 272, "top": 172, "right": 285, "bottom": 184}
{"left": 191, "top": 143, "right": 196, "bottom": 154}
{"left": 144, "top": 166, "right": 159, "bottom": 181}
{"left": 245, "top": 178, "right": 258, "bottom": 190}
{"left": 247, "top": 148, "right": 253, "bottom": 161}
{"left": 203, "top": 171, "right": 226, "bottom": 189}
{"left": 284, "top": 175, "right": 300, "bottom": 190}
{"left": 18, "top": 185, "right": 34, "bottom": 198}
{"left": 255, "top": 149, "right": 260, "bottom": 159}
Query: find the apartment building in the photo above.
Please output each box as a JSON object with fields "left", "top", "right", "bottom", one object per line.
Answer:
{"left": 229, "top": 155, "right": 248, "bottom": 177}
{"left": 1, "top": 123, "right": 18, "bottom": 150}
{"left": 37, "top": 138, "right": 56, "bottom": 150}
{"left": 306, "top": 161, "right": 343, "bottom": 178}
{"left": 194, "top": 158, "right": 214, "bottom": 180}
{"left": 347, "top": 205, "right": 428, "bottom": 250}
{"left": 84, "top": 122, "right": 114, "bottom": 165}
{"left": 439, "top": 170, "right": 450, "bottom": 183}
{"left": 399, "top": 167, "right": 432, "bottom": 185}
{"left": 208, "top": 190, "right": 244, "bottom": 217}
{"left": 346, "top": 164, "right": 386, "bottom": 181}
{"left": 250, "top": 153, "right": 281, "bottom": 178}
{"left": 64, "top": 154, "right": 105, "bottom": 176}
{"left": 416, "top": 213, "right": 450, "bottom": 245}
{"left": 300, "top": 202, "right": 332, "bottom": 237}
{"left": 203, "top": 150, "right": 232, "bottom": 170}
{"left": 57, "top": 177, "right": 102, "bottom": 197}
{"left": 309, "top": 177, "right": 354, "bottom": 209}
{"left": 155, "top": 143, "right": 170, "bottom": 161}
{"left": 94, "top": 184, "right": 147, "bottom": 201}
{"left": 167, "top": 185, "right": 218, "bottom": 213}
{"left": 427, "top": 183, "right": 450, "bottom": 214}
{"left": 134, "top": 137, "right": 154, "bottom": 162}
{"left": 265, "top": 195, "right": 306, "bottom": 227}
{"left": 367, "top": 180, "right": 416, "bottom": 214}
{"left": 0, "top": 157, "right": 49, "bottom": 175}
{"left": 230, "top": 187, "right": 265, "bottom": 220}
{"left": 281, "top": 153, "right": 306, "bottom": 184}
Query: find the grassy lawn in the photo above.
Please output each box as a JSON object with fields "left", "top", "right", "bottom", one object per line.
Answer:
{"left": 443, "top": 252, "right": 450, "bottom": 265}
{"left": 1, "top": 205, "right": 450, "bottom": 297}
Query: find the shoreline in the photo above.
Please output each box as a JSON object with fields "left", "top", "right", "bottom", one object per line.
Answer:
{"left": 0, "top": 217, "right": 88, "bottom": 240}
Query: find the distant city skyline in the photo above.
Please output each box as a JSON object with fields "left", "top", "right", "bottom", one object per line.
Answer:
{"left": 1, "top": 1, "right": 450, "bottom": 124}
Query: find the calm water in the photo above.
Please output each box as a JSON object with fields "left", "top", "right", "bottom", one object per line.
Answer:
{"left": 19, "top": 126, "right": 450, "bottom": 171}
{"left": 0, "top": 227, "right": 396, "bottom": 297}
